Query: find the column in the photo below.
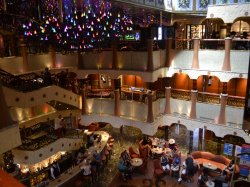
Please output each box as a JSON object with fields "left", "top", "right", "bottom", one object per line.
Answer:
{"left": 77, "top": 51, "right": 83, "bottom": 69}
{"left": 112, "top": 39, "right": 118, "bottom": 69}
{"left": 165, "top": 38, "right": 173, "bottom": 67}
{"left": 147, "top": 39, "right": 154, "bottom": 71}
{"left": 58, "top": 0, "right": 63, "bottom": 23}
{"left": 19, "top": 36, "right": 28, "bottom": 72}
{"left": 114, "top": 89, "right": 121, "bottom": 116}
{"left": 216, "top": 93, "right": 228, "bottom": 124}
{"left": 49, "top": 45, "right": 56, "bottom": 68}
{"left": 191, "top": 38, "right": 200, "bottom": 69}
{"left": 189, "top": 131, "right": 194, "bottom": 153}
{"left": 222, "top": 38, "right": 231, "bottom": 71}
{"left": 147, "top": 92, "right": 154, "bottom": 123}
{"left": 198, "top": 128, "right": 203, "bottom": 151}
{"left": 81, "top": 86, "right": 87, "bottom": 114}
{"left": 164, "top": 87, "right": 171, "bottom": 114}
{"left": 3, "top": 0, "right": 6, "bottom": 11}
{"left": 189, "top": 79, "right": 198, "bottom": 119}
{"left": 0, "top": 84, "right": 14, "bottom": 128}
{"left": 165, "top": 126, "right": 169, "bottom": 140}
{"left": 189, "top": 90, "right": 198, "bottom": 119}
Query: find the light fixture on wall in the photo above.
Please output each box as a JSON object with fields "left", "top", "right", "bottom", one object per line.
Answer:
{"left": 208, "top": 76, "right": 213, "bottom": 86}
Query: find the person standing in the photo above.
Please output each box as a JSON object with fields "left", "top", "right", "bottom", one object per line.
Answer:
{"left": 50, "top": 162, "right": 60, "bottom": 180}
{"left": 185, "top": 152, "right": 195, "bottom": 183}
{"left": 43, "top": 67, "right": 52, "bottom": 86}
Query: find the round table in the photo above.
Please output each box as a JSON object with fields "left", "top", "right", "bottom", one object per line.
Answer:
{"left": 203, "top": 162, "right": 218, "bottom": 170}
{"left": 151, "top": 147, "right": 164, "bottom": 155}
{"left": 130, "top": 158, "right": 143, "bottom": 167}
{"left": 206, "top": 180, "right": 215, "bottom": 187}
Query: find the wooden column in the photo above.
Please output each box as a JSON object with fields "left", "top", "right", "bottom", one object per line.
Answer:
{"left": 164, "top": 87, "right": 171, "bottom": 114}
{"left": 81, "top": 87, "right": 87, "bottom": 114}
{"left": 49, "top": 45, "right": 56, "bottom": 68}
{"left": 165, "top": 38, "right": 173, "bottom": 67}
{"left": 147, "top": 39, "right": 154, "bottom": 71}
{"left": 216, "top": 93, "right": 228, "bottom": 124}
{"left": 0, "top": 84, "right": 14, "bottom": 128}
{"left": 222, "top": 38, "right": 231, "bottom": 71}
{"left": 147, "top": 92, "right": 154, "bottom": 123}
{"left": 191, "top": 38, "right": 200, "bottom": 69}
{"left": 58, "top": 0, "right": 63, "bottom": 23}
{"left": 112, "top": 39, "right": 118, "bottom": 69}
{"left": 189, "top": 90, "right": 197, "bottom": 119}
{"left": 19, "top": 36, "right": 28, "bottom": 72}
{"left": 114, "top": 89, "right": 120, "bottom": 116}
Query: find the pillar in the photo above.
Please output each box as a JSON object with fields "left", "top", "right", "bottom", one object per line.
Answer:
{"left": 165, "top": 38, "right": 173, "bottom": 67}
{"left": 112, "top": 39, "right": 118, "bottom": 69}
{"left": 164, "top": 87, "right": 171, "bottom": 114}
{"left": 189, "top": 131, "right": 194, "bottom": 153}
{"left": 77, "top": 51, "right": 83, "bottom": 69}
{"left": 49, "top": 45, "right": 56, "bottom": 68}
{"left": 0, "top": 84, "right": 14, "bottom": 129}
{"left": 114, "top": 89, "right": 121, "bottom": 116}
{"left": 189, "top": 90, "right": 197, "bottom": 119}
{"left": 222, "top": 38, "right": 231, "bottom": 71}
{"left": 147, "top": 39, "right": 154, "bottom": 71}
{"left": 58, "top": 0, "right": 63, "bottom": 23}
{"left": 198, "top": 128, "right": 203, "bottom": 151}
{"left": 19, "top": 36, "right": 28, "bottom": 72}
{"left": 147, "top": 92, "right": 154, "bottom": 123}
{"left": 165, "top": 126, "right": 169, "bottom": 140}
{"left": 81, "top": 87, "right": 87, "bottom": 114}
{"left": 215, "top": 94, "right": 228, "bottom": 124}
{"left": 191, "top": 38, "right": 200, "bottom": 69}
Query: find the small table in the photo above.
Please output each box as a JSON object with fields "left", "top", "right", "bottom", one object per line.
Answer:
{"left": 151, "top": 147, "right": 164, "bottom": 155}
{"left": 130, "top": 158, "right": 143, "bottom": 167}
{"left": 203, "top": 162, "right": 218, "bottom": 170}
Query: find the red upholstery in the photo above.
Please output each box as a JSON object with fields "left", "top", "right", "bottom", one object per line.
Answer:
{"left": 153, "top": 159, "right": 164, "bottom": 177}
{"left": 128, "top": 146, "right": 139, "bottom": 158}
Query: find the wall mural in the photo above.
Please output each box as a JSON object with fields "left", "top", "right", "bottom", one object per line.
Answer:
{"left": 174, "top": 0, "right": 193, "bottom": 11}
{"left": 196, "top": 0, "right": 212, "bottom": 11}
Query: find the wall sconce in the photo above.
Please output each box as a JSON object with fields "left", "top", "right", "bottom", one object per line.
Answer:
{"left": 208, "top": 76, "right": 212, "bottom": 86}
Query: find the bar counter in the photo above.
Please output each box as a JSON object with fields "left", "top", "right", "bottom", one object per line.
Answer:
{"left": 47, "top": 131, "right": 109, "bottom": 187}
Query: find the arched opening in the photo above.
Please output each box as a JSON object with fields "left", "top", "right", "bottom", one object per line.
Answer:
{"left": 228, "top": 78, "right": 247, "bottom": 97}
{"left": 171, "top": 73, "right": 191, "bottom": 90}
{"left": 197, "top": 75, "right": 221, "bottom": 94}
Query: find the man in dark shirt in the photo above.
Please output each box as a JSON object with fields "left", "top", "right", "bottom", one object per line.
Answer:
{"left": 185, "top": 153, "right": 195, "bottom": 182}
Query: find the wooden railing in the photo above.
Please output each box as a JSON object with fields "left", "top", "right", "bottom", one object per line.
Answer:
{"left": 158, "top": 89, "right": 245, "bottom": 108}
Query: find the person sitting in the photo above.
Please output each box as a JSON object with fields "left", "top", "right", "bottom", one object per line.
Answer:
{"left": 224, "top": 159, "right": 235, "bottom": 176}
{"left": 178, "top": 162, "right": 187, "bottom": 184}
{"left": 171, "top": 154, "right": 181, "bottom": 178}
{"left": 197, "top": 169, "right": 208, "bottom": 187}
{"left": 118, "top": 153, "right": 133, "bottom": 181}
{"left": 160, "top": 152, "right": 170, "bottom": 174}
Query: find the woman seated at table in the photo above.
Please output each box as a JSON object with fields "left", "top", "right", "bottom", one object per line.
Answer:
{"left": 170, "top": 154, "right": 181, "bottom": 177}
{"left": 160, "top": 152, "right": 170, "bottom": 173}
{"left": 224, "top": 159, "right": 235, "bottom": 176}
{"left": 118, "top": 152, "right": 133, "bottom": 181}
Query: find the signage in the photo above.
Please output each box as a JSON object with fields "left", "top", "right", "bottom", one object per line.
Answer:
{"left": 224, "top": 143, "right": 233, "bottom": 156}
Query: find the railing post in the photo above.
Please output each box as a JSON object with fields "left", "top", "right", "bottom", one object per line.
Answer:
{"left": 165, "top": 38, "right": 173, "bottom": 67}
{"left": 114, "top": 89, "right": 120, "bottom": 116}
{"left": 147, "top": 92, "right": 154, "bottom": 123}
{"left": 19, "top": 36, "right": 28, "bottom": 72}
{"left": 191, "top": 38, "right": 200, "bottom": 69}
{"left": 215, "top": 93, "right": 228, "bottom": 124}
{"left": 222, "top": 37, "right": 231, "bottom": 71}
{"left": 112, "top": 39, "right": 118, "bottom": 69}
{"left": 147, "top": 39, "right": 154, "bottom": 71}
{"left": 164, "top": 87, "right": 171, "bottom": 114}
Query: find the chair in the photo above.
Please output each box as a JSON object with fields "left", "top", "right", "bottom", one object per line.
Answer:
{"left": 128, "top": 146, "right": 140, "bottom": 159}
{"left": 153, "top": 159, "right": 164, "bottom": 179}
